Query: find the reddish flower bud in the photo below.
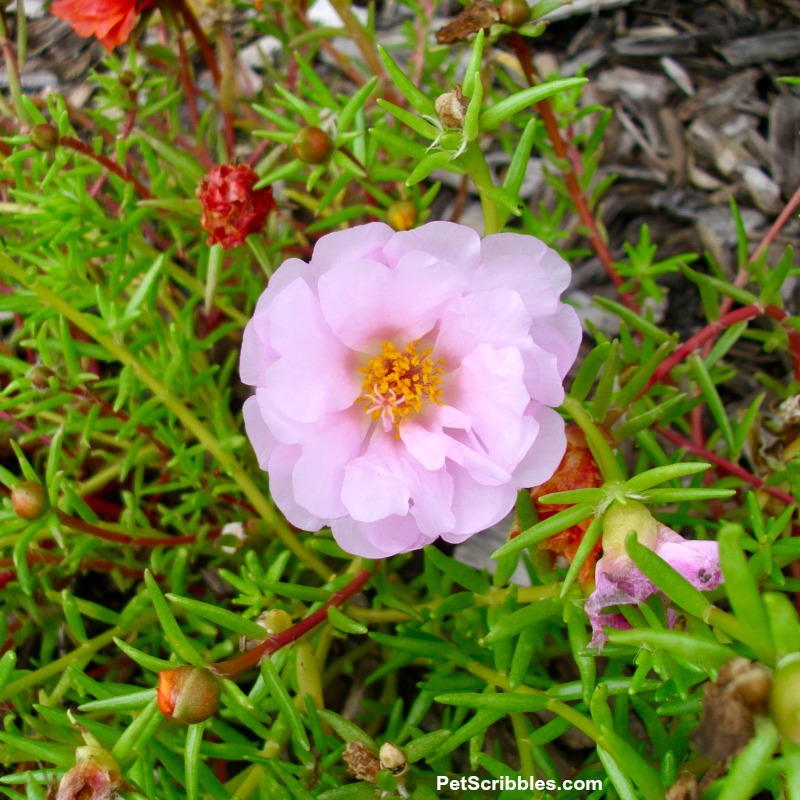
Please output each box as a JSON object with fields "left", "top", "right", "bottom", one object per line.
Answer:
{"left": 499, "top": 0, "right": 530, "bottom": 27}
{"left": 291, "top": 126, "right": 332, "bottom": 164}
{"left": 157, "top": 666, "right": 221, "bottom": 725}
{"left": 11, "top": 481, "right": 49, "bottom": 520}
{"left": 197, "top": 165, "right": 275, "bottom": 250}
{"left": 30, "top": 124, "right": 60, "bottom": 152}
{"left": 386, "top": 200, "right": 418, "bottom": 232}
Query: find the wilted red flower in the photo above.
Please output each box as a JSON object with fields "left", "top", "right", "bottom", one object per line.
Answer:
{"left": 51, "top": 0, "right": 156, "bottom": 52}
{"left": 197, "top": 165, "right": 275, "bottom": 249}
{"left": 53, "top": 727, "right": 126, "bottom": 800}
{"left": 512, "top": 424, "right": 603, "bottom": 584}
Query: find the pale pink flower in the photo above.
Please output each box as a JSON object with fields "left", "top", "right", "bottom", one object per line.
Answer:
{"left": 586, "top": 523, "right": 722, "bottom": 649}
{"left": 240, "top": 222, "right": 581, "bottom": 557}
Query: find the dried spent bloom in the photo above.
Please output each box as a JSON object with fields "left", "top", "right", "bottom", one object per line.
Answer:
{"left": 240, "top": 222, "right": 580, "bottom": 557}
{"left": 517, "top": 423, "right": 604, "bottom": 585}
{"left": 197, "top": 165, "right": 275, "bottom": 250}
{"left": 50, "top": 0, "right": 156, "bottom": 52}
{"left": 435, "top": 85, "right": 469, "bottom": 129}
{"left": 54, "top": 717, "right": 127, "bottom": 800}
{"left": 343, "top": 742, "right": 381, "bottom": 782}
{"left": 586, "top": 501, "right": 722, "bottom": 649}
{"left": 692, "top": 657, "right": 771, "bottom": 760}
{"left": 157, "top": 665, "right": 221, "bottom": 724}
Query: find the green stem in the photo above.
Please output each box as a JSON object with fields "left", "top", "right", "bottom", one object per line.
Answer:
{"left": 1, "top": 256, "right": 331, "bottom": 580}
{"left": 460, "top": 141, "right": 500, "bottom": 236}
{"left": 0, "top": 10, "right": 29, "bottom": 126}
{"left": 561, "top": 395, "right": 625, "bottom": 483}
{"left": 0, "top": 612, "right": 156, "bottom": 702}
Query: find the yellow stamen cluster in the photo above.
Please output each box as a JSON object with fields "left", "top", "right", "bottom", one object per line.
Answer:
{"left": 360, "top": 340, "right": 444, "bottom": 431}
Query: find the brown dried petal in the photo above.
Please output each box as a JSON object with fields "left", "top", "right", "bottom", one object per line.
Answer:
{"left": 691, "top": 659, "right": 770, "bottom": 762}
{"left": 343, "top": 741, "right": 380, "bottom": 782}
{"left": 435, "top": 0, "right": 500, "bottom": 45}
{"left": 435, "top": 85, "right": 469, "bottom": 129}
{"left": 665, "top": 773, "right": 699, "bottom": 800}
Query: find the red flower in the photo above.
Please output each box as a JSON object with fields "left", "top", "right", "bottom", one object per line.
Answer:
{"left": 51, "top": 0, "right": 156, "bottom": 52}
{"left": 197, "top": 165, "right": 275, "bottom": 249}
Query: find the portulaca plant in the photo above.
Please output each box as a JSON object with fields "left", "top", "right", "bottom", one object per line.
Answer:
{"left": 0, "top": 2, "right": 798, "bottom": 800}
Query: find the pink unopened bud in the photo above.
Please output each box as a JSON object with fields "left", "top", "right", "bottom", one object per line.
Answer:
{"left": 11, "top": 481, "right": 48, "bottom": 520}
{"left": 157, "top": 665, "right": 221, "bottom": 725}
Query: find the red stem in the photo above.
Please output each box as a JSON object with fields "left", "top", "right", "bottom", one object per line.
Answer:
{"left": 172, "top": 0, "right": 221, "bottom": 88}
{"left": 60, "top": 136, "right": 152, "bottom": 199}
{"left": 212, "top": 568, "right": 374, "bottom": 678}
{"left": 55, "top": 508, "right": 214, "bottom": 547}
{"left": 506, "top": 33, "right": 638, "bottom": 312}
{"left": 644, "top": 303, "right": 800, "bottom": 393}
{"left": 658, "top": 427, "right": 796, "bottom": 506}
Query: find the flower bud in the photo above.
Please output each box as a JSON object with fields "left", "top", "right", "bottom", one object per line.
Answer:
{"left": 11, "top": 481, "right": 49, "bottom": 520}
{"left": 601, "top": 500, "right": 659, "bottom": 561}
{"left": 770, "top": 654, "right": 800, "bottom": 743}
{"left": 500, "top": 0, "right": 530, "bottom": 27}
{"left": 264, "top": 608, "right": 293, "bottom": 634}
{"left": 291, "top": 126, "right": 332, "bottom": 164}
{"left": 386, "top": 200, "right": 418, "bottom": 232}
{"left": 28, "top": 364, "right": 55, "bottom": 389}
{"left": 435, "top": 85, "right": 469, "bottom": 129}
{"left": 30, "top": 124, "right": 60, "bottom": 152}
{"left": 157, "top": 666, "right": 221, "bottom": 725}
{"left": 379, "top": 742, "right": 407, "bottom": 777}
{"left": 119, "top": 70, "right": 136, "bottom": 89}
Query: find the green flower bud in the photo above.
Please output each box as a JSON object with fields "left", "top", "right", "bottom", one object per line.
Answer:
{"left": 387, "top": 200, "right": 418, "bottom": 232}
{"left": 292, "top": 126, "right": 332, "bottom": 164}
{"left": 30, "top": 124, "right": 60, "bottom": 152}
{"left": 157, "top": 666, "right": 221, "bottom": 725}
{"left": 500, "top": 0, "right": 530, "bottom": 27}
{"left": 11, "top": 481, "right": 49, "bottom": 520}
{"left": 28, "top": 365, "right": 55, "bottom": 390}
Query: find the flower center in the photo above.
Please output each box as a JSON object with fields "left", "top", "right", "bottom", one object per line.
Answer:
{"left": 360, "top": 340, "right": 444, "bottom": 432}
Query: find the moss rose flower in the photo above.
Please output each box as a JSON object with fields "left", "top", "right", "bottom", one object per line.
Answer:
{"left": 240, "top": 222, "right": 581, "bottom": 557}
{"left": 197, "top": 165, "right": 275, "bottom": 249}
{"left": 586, "top": 502, "right": 722, "bottom": 649}
{"left": 51, "top": 0, "right": 156, "bottom": 52}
